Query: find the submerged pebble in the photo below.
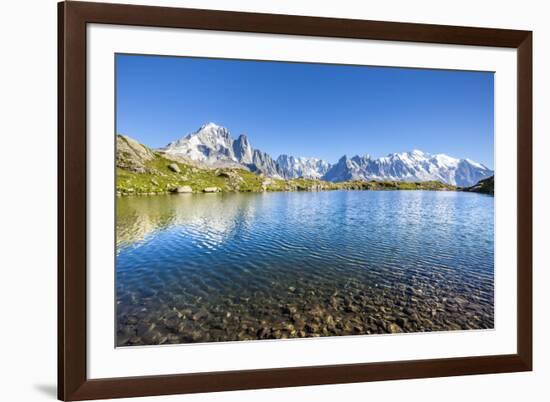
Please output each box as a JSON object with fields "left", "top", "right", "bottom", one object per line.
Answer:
{"left": 116, "top": 192, "right": 494, "bottom": 346}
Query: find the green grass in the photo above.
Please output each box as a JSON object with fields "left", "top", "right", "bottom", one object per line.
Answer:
{"left": 116, "top": 152, "right": 268, "bottom": 195}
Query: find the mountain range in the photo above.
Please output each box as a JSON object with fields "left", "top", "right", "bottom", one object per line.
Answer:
{"left": 159, "top": 123, "right": 493, "bottom": 187}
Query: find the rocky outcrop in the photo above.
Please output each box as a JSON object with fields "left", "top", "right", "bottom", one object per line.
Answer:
{"left": 168, "top": 163, "right": 181, "bottom": 173}
{"left": 249, "top": 149, "right": 281, "bottom": 177}
{"left": 232, "top": 134, "right": 254, "bottom": 165}
{"left": 462, "top": 175, "right": 494, "bottom": 195}
{"left": 116, "top": 135, "right": 156, "bottom": 173}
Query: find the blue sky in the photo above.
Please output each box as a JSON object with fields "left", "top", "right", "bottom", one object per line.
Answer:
{"left": 116, "top": 54, "right": 494, "bottom": 168}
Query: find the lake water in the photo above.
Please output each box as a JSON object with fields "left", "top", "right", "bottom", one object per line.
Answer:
{"left": 116, "top": 190, "right": 494, "bottom": 346}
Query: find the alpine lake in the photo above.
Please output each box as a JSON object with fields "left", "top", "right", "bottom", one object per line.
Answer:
{"left": 116, "top": 190, "right": 494, "bottom": 346}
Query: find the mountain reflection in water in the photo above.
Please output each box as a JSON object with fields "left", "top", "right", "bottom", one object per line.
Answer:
{"left": 116, "top": 190, "right": 494, "bottom": 346}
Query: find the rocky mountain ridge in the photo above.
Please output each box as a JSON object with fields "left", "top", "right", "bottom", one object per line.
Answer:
{"left": 117, "top": 134, "right": 462, "bottom": 196}
{"left": 158, "top": 123, "right": 493, "bottom": 186}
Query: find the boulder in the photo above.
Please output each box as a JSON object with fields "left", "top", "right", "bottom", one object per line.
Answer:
{"left": 174, "top": 186, "right": 192, "bottom": 193}
{"left": 168, "top": 163, "right": 181, "bottom": 173}
{"left": 203, "top": 187, "right": 220, "bottom": 193}
{"left": 262, "top": 178, "right": 274, "bottom": 186}
{"left": 218, "top": 170, "right": 244, "bottom": 183}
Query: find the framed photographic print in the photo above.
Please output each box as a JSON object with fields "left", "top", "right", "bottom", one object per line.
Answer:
{"left": 58, "top": 1, "right": 532, "bottom": 400}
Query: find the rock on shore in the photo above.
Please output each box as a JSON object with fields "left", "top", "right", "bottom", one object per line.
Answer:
{"left": 173, "top": 185, "right": 193, "bottom": 193}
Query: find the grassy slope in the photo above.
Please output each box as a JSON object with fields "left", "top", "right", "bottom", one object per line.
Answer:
{"left": 117, "top": 155, "right": 262, "bottom": 194}
{"left": 116, "top": 148, "right": 457, "bottom": 195}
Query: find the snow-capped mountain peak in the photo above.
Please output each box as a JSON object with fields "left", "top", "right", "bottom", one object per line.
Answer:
{"left": 159, "top": 123, "right": 493, "bottom": 186}
{"left": 160, "top": 123, "right": 282, "bottom": 176}
{"left": 191, "top": 122, "right": 231, "bottom": 145}
{"left": 201, "top": 122, "right": 221, "bottom": 130}
{"left": 276, "top": 154, "right": 331, "bottom": 179}
{"left": 323, "top": 150, "right": 492, "bottom": 186}
{"left": 162, "top": 122, "right": 238, "bottom": 166}
{"left": 464, "top": 158, "right": 487, "bottom": 170}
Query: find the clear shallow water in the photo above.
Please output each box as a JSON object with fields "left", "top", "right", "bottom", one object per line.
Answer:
{"left": 116, "top": 190, "right": 494, "bottom": 346}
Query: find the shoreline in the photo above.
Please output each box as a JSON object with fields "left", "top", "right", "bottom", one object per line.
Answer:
{"left": 116, "top": 179, "right": 461, "bottom": 196}
{"left": 116, "top": 186, "right": 463, "bottom": 197}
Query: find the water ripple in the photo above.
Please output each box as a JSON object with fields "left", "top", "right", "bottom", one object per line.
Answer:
{"left": 116, "top": 191, "right": 494, "bottom": 346}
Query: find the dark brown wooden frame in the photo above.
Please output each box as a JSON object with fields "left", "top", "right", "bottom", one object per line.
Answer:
{"left": 58, "top": 1, "right": 532, "bottom": 400}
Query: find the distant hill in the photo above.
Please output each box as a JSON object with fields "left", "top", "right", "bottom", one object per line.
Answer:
{"left": 462, "top": 175, "right": 494, "bottom": 195}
